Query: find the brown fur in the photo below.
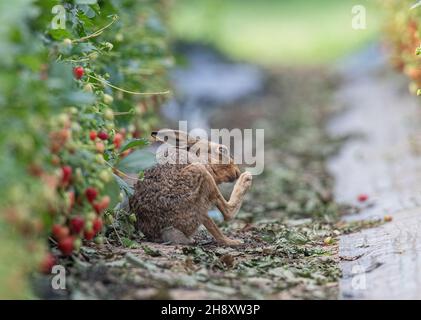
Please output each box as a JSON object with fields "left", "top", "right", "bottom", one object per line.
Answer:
{"left": 129, "top": 130, "right": 252, "bottom": 246}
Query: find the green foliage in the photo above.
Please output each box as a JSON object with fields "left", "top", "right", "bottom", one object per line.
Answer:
{"left": 170, "top": 0, "right": 383, "bottom": 65}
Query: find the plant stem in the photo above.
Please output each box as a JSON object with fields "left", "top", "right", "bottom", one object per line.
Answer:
{"left": 88, "top": 74, "right": 170, "bottom": 96}
{"left": 72, "top": 15, "right": 119, "bottom": 43}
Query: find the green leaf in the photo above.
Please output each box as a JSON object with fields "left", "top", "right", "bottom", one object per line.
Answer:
{"left": 49, "top": 29, "right": 73, "bottom": 40}
{"left": 113, "top": 173, "right": 134, "bottom": 196}
{"left": 117, "top": 150, "right": 156, "bottom": 173}
{"left": 119, "top": 138, "right": 149, "bottom": 153}
{"left": 81, "top": 6, "right": 96, "bottom": 18}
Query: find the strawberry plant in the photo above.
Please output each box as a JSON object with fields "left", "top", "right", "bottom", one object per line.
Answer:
{"left": 383, "top": 0, "right": 421, "bottom": 93}
{"left": 0, "top": 0, "right": 171, "bottom": 298}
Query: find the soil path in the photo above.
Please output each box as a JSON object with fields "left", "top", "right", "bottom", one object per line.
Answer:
{"left": 328, "top": 45, "right": 421, "bottom": 299}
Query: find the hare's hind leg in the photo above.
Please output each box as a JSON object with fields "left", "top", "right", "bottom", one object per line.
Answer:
{"left": 201, "top": 215, "right": 242, "bottom": 246}
{"left": 184, "top": 163, "right": 246, "bottom": 246}
{"left": 161, "top": 227, "right": 193, "bottom": 245}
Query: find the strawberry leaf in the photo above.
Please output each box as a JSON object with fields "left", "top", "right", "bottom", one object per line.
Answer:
{"left": 119, "top": 138, "right": 149, "bottom": 153}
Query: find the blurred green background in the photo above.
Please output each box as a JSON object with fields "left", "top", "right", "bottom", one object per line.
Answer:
{"left": 170, "top": 0, "right": 383, "bottom": 65}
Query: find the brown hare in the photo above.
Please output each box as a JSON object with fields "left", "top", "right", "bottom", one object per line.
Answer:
{"left": 129, "top": 129, "right": 252, "bottom": 246}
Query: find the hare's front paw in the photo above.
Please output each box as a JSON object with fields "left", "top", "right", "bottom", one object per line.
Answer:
{"left": 219, "top": 238, "right": 243, "bottom": 247}
{"left": 239, "top": 172, "right": 253, "bottom": 189}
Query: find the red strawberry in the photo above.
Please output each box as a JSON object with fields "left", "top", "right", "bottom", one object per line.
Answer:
{"left": 70, "top": 216, "right": 85, "bottom": 233}
{"left": 89, "top": 131, "right": 97, "bottom": 141}
{"left": 40, "top": 253, "right": 56, "bottom": 274}
{"left": 93, "top": 196, "right": 111, "bottom": 214}
{"left": 93, "top": 217, "right": 103, "bottom": 233}
{"left": 132, "top": 129, "right": 141, "bottom": 139}
{"left": 84, "top": 229, "right": 95, "bottom": 240}
{"left": 98, "top": 131, "right": 109, "bottom": 140}
{"left": 58, "top": 236, "right": 74, "bottom": 256}
{"left": 61, "top": 165, "right": 72, "bottom": 185}
{"left": 357, "top": 194, "right": 368, "bottom": 202}
{"left": 52, "top": 224, "right": 70, "bottom": 241}
{"left": 67, "top": 191, "right": 75, "bottom": 212}
{"left": 73, "top": 66, "right": 84, "bottom": 80}
{"left": 101, "top": 196, "right": 111, "bottom": 210}
{"left": 93, "top": 202, "right": 102, "bottom": 214}
{"left": 113, "top": 133, "right": 124, "bottom": 149}
{"left": 85, "top": 187, "right": 98, "bottom": 203}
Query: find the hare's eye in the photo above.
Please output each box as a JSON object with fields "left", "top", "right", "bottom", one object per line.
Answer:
{"left": 218, "top": 146, "right": 228, "bottom": 155}
{"left": 196, "top": 149, "right": 200, "bottom": 156}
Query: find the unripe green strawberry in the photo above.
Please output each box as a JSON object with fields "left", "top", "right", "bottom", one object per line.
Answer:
{"left": 89, "top": 52, "right": 99, "bottom": 60}
{"left": 93, "top": 181, "right": 104, "bottom": 191}
{"left": 87, "top": 211, "right": 96, "bottom": 221}
{"left": 94, "top": 236, "right": 104, "bottom": 245}
{"left": 74, "top": 168, "right": 83, "bottom": 183}
{"left": 104, "top": 214, "right": 114, "bottom": 225}
{"left": 323, "top": 237, "right": 333, "bottom": 245}
{"left": 68, "top": 107, "right": 78, "bottom": 115}
{"left": 103, "top": 94, "right": 114, "bottom": 104}
{"left": 129, "top": 213, "right": 137, "bottom": 223}
{"left": 63, "top": 38, "right": 72, "bottom": 46}
{"left": 73, "top": 238, "right": 82, "bottom": 251}
{"left": 66, "top": 141, "right": 77, "bottom": 153}
{"left": 71, "top": 122, "right": 81, "bottom": 133}
{"left": 105, "top": 122, "right": 114, "bottom": 131}
{"left": 115, "top": 33, "right": 124, "bottom": 42}
{"left": 85, "top": 220, "right": 93, "bottom": 230}
{"left": 99, "top": 170, "right": 111, "bottom": 183}
{"left": 57, "top": 113, "right": 70, "bottom": 127}
{"left": 83, "top": 83, "right": 93, "bottom": 93}
{"left": 104, "top": 108, "right": 114, "bottom": 120}
{"left": 104, "top": 42, "right": 114, "bottom": 51}
{"left": 95, "top": 154, "right": 105, "bottom": 165}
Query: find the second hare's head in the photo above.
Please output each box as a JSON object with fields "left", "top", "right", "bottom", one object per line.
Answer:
{"left": 151, "top": 129, "right": 241, "bottom": 184}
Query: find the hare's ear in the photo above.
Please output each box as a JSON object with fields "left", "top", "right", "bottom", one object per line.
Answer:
{"left": 151, "top": 129, "right": 198, "bottom": 147}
